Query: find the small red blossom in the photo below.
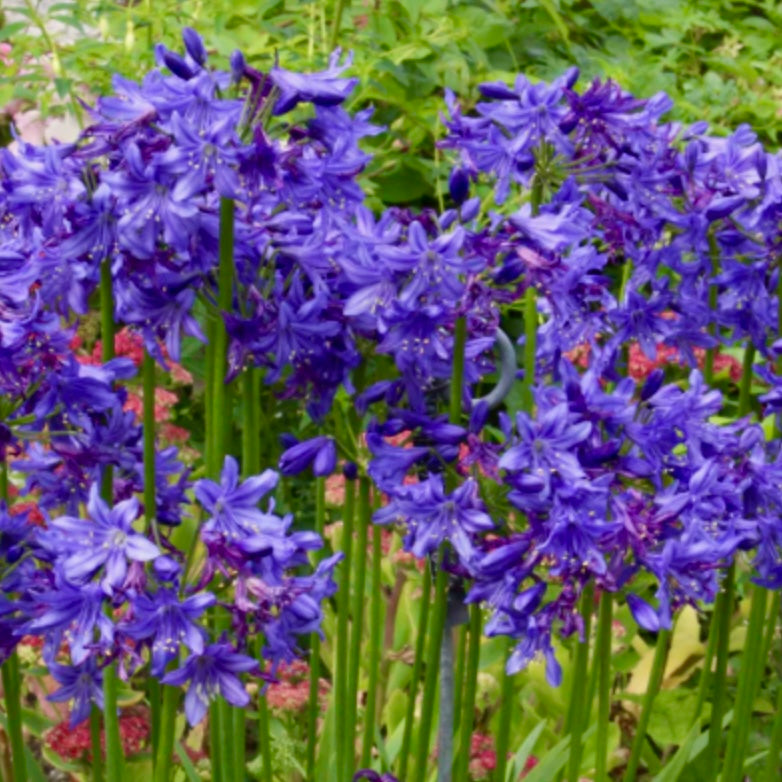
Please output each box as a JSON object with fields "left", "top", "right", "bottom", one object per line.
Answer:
{"left": 266, "top": 661, "right": 330, "bottom": 714}
{"left": 45, "top": 711, "right": 150, "bottom": 761}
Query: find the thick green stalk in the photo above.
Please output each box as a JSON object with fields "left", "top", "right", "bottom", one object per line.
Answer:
{"left": 425, "top": 314, "right": 469, "bottom": 781}
{"left": 692, "top": 600, "right": 720, "bottom": 727}
{"left": 1, "top": 463, "right": 26, "bottom": 782}
{"left": 412, "top": 562, "right": 450, "bottom": 782}
{"left": 565, "top": 582, "right": 595, "bottom": 782}
{"left": 100, "top": 258, "right": 115, "bottom": 500}
{"left": 703, "top": 234, "right": 720, "bottom": 385}
{"left": 335, "top": 478, "right": 356, "bottom": 779}
{"left": 722, "top": 585, "right": 769, "bottom": 780}
{"left": 103, "top": 664, "right": 123, "bottom": 782}
{"left": 449, "top": 317, "right": 467, "bottom": 424}
{"left": 153, "top": 684, "right": 180, "bottom": 782}
{"left": 306, "top": 477, "right": 327, "bottom": 779}
{"left": 241, "top": 368, "right": 271, "bottom": 782}
{"left": 360, "top": 522, "right": 384, "bottom": 767}
{"left": 763, "top": 671, "right": 782, "bottom": 782}
{"left": 455, "top": 605, "right": 482, "bottom": 782}
{"left": 90, "top": 705, "right": 103, "bottom": 782}
{"left": 2, "top": 653, "right": 26, "bottom": 782}
{"left": 623, "top": 630, "right": 671, "bottom": 782}
{"left": 493, "top": 637, "right": 515, "bottom": 782}
{"left": 495, "top": 288, "right": 537, "bottom": 781}
{"left": 208, "top": 198, "right": 237, "bottom": 782}
{"left": 594, "top": 592, "right": 613, "bottom": 782}
{"left": 704, "top": 564, "right": 735, "bottom": 781}
{"left": 210, "top": 198, "right": 235, "bottom": 477}
{"left": 398, "top": 563, "right": 432, "bottom": 781}
{"left": 99, "top": 258, "right": 123, "bottom": 782}
{"left": 344, "top": 478, "right": 371, "bottom": 779}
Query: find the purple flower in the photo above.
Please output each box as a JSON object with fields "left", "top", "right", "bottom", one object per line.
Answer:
{"left": 374, "top": 475, "right": 494, "bottom": 565}
{"left": 270, "top": 49, "right": 358, "bottom": 114}
{"left": 48, "top": 658, "right": 104, "bottom": 728}
{"left": 278, "top": 436, "right": 337, "bottom": 477}
{"left": 123, "top": 588, "right": 215, "bottom": 676}
{"left": 193, "top": 456, "right": 279, "bottom": 540}
{"left": 161, "top": 640, "right": 259, "bottom": 725}
{"left": 45, "top": 485, "right": 159, "bottom": 594}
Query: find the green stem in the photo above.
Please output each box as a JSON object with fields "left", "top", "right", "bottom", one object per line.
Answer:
{"left": 565, "top": 582, "right": 595, "bottom": 782}
{"left": 103, "top": 663, "right": 123, "bottom": 782}
{"left": 153, "top": 685, "right": 180, "bottom": 782}
{"left": 142, "top": 353, "right": 159, "bottom": 545}
{"left": 99, "top": 258, "right": 123, "bottom": 782}
{"left": 763, "top": 669, "right": 782, "bottom": 782}
{"left": 90, "top": 705, "right": 103, "bottom": 782}
{"left": 100, "top": 258, "right": 115, "bottom": 501}
{"left": 449, "top": 317, "right": 467, "bottom": 425}
{"left": 344, "top": 477, "right": 370, "bottom": 779}
{"left": 493, "top": 637, "right": 515, "bottom": 782}
{"left": 329, "top": 0, "right": 347, "bottom": 50}
{"left": 521, "top": 287, "right": 537, "bottom": 412}
{"left": 1, "top": 654, "right": 26, "bottom": 782}
{"left": 361, "top": 522, "right": 384, "bottom": 767}
{"left": 738, "top": 343, "right": 756, "bottom": 418}
{"left": 335, "top": 478, "right": 356, "bottom": 779}
{"left": 455, "top": 605, "right": 481, "bottom": 782}
{"left": 412, "top": 562, "right": 449, "bottom": 782}
{"left": 704, "top": 564, "right": 735, "bottom": 781}
{"left": 210, "top": 198, "right": 235, "bottom": 477}
{"left": 398, "top": 563, "right": 432, "bottom": 781}
{"left": 722, "top": 585, "right": 769, "bottom": 781}
{"left": 594, "top": 592, "right": 613, "bottom": 782}
{"left": 622, "top": 630, "right": 671, "bottom": 782}
{"left": 692, "top": 600, "right": 720, "bottom": 727}
{"left": 703, "top": 233, "right": 720, "bottom": 385}
{"left": 242, "top": 368, "right": 271, "bottom": 782}
{"left": 307, "top": 477, "right": 327, "bottom": 779}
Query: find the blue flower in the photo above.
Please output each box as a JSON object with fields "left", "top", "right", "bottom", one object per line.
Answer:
{"left": 161, "top": 640, "right": 259, "bottom": 726}
{"left": 45, "top": 484, "right": 160, "bottom": 594}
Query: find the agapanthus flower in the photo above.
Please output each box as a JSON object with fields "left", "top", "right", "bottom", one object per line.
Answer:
{"left": 161, "top": 639, "right": 259, "bottom": 726}
{"left": 48, "top": 658, "right": 104, "bottom": 728}
{"left": 44, "top": 484, "right": 159, "bottom": 594}
{"left": 193, "top": 455, "right": 279, "bottom": 540}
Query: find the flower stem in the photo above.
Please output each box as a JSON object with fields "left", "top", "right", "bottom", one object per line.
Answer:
{"left": 344, "top": 477, "right": 370, "bottom": 778}
{"left": 143, "top": 352, "right": 160, "bottom": 545}
{"left": 722, "top": 584, "right": 769, "bottom": 780}
{"left": 622, "top": 629, "right": 671, "bottom": 782}
{"left": 412, "top": 561, "right": 449, "bottom": 782}
{"left": 703, "top": 233, "right": 720, "bottom": 384}
{"left": 704, "top": 563, "right": 735, "bottom": 781}
{"left": 398, "top": 562, "right": 432, "bottom": 781}
{"left": 329, "top": 0, "right": 347, "bottom": 50}
{"left": 361, "top": 521, "right": 385, "bottom": 768}
{"left": 306, "top": 477, "right": 327, "bottom": 779}
{"left": 452, "top": 625, "right": 467, "bottom": 736}
{"left": 99, "top": 258, "right": 124, "bottom": 782}
{"left": 565, "top": 581, "right": 595, "bottom": 782}
{"left": 153, "top": 684, "right": 180, "bottom": 782}
{"left": 594, "top": 591, "right": 613, "bottom": 782}
{"left": 335, "top": 477, "right": 356, "bottom": 778}
{"left": 1, "top": 653, "right": 26, "bottom": 782}
{"left": 763, "top": 668, "right": 782, "bottom": 782}
{"left": 90, "top": 705, "right": 103, "bottom": 782}
{"left": 455, "top": 604, "right": 482, "bottom": 782}
{"left": 103, "top": 663, "right": 123, "bottom": 782}
{"left": 241, "top": 368, "right": 272, "bottom": 782}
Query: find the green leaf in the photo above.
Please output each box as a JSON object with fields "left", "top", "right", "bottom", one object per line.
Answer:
{"left": 175, "top": 741, "right": 201, "bottom": 782}
{"left": 507, "top": 721, "right": 547, "bottom": 782}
